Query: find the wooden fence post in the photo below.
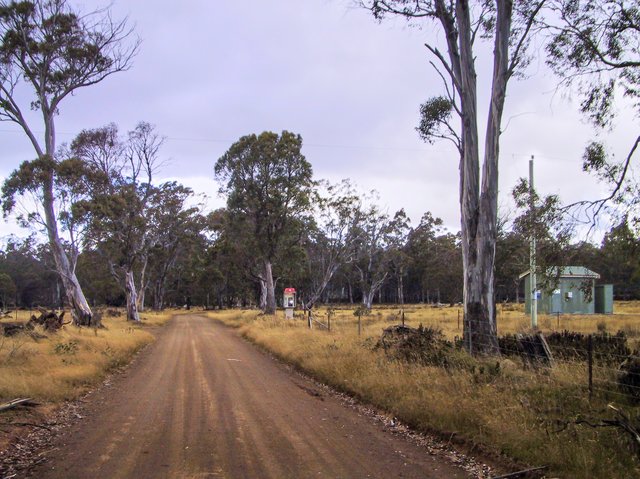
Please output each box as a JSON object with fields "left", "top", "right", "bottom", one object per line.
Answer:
{"left": 588, "top": 334, "right": 593, "bottom": 401}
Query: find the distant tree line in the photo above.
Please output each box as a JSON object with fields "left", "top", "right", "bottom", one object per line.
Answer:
{"left": 2, "top": 138, "right": 639, "bottom": 313}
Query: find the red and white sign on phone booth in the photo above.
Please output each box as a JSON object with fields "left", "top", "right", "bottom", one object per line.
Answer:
{"left": 284, "top": 288, "right": 296, "bottom": 319}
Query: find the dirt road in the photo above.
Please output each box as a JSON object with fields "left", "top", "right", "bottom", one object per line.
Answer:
{"left": 32, "top": 315, "right": 472, "bottom": 479}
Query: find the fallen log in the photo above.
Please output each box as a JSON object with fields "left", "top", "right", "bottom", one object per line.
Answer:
{"left": 0, "top": 398, "right": 37, "bottom": 413}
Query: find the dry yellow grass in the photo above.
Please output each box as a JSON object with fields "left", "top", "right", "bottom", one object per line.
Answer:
{"left": 0, "top": 308, "right": 177, "bottom": 402}
{"left": 208, "top": 303, "right": 640, "bottom": 478}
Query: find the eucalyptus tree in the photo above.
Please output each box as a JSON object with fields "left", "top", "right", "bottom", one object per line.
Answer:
{"left": 215, "top": 131, "right": 315, "bottom": 315}
{"left": 300, "top": 180, "right": 362, "bottom": 310}
{"left": 0, "top": 272, "right": 16, "bottom": 310}
{"left": 599, "top": 220, "right": 640, "bottom": 299}
{"left": 428, "top": 231, "right": 464, "bottom": 304}
{"left": 547, "top": 0, "right": 640, "bottom": 128}
{"left": 511, "top": 178, "right": 575, "bottom": 296}
{"left": 208, "top": 208, "right": 260, "bottom": 308}
{"left": 360, "top": 0, "right": 545, "bottom": 353}
{"left": 144, "top": 182, "right": 205, "bottom": 311}
{"left": 404, "top": 212, "right": 463, "bottom": 304}
{"left": 348, "top": 200, "right": 404, "bottom": 310}
{"left": 494, "top": 228, "right": 528, "bottom": 302}
{"left": 75, "top": 249, "right": 123, "bottom": 306}
{"left": 546, "top": 0, "right": 640, "bottom": 224}
{"left": 0, "top": 235, "right": 57, "bottom": 307}
{"left": 405, "top": 211, "right": 444, "bottom": 302}
{"left": 386, "top": 209, "right": 411, "bottom": 305}
{"left": 0, "top": 0, "right": 138, "bottom": 325}
{"left": 71, "top": 122, "right": 164, "bottom": 321}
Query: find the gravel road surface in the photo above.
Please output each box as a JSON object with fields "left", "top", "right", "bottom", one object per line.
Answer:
{"left": 31, "top": 315, "right": 472, "bottom": 479}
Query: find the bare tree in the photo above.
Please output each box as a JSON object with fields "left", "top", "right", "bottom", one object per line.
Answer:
{"left": 360, "top": 0, "right": 545, "bottom": 354}
{"left": 0, "top": 0, "right": 139, "bottom": 325}
{"left": 301, "top": 180, "right": 362, "bottom": 310}
{"left": 349, "top": 200, "right": 398, "bottom": 310}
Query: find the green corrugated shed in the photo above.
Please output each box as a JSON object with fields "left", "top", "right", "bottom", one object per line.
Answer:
{"left": 520, "top": 266, "right": 600, "bottom": 315}
{"left": 594, "top": 284, "right": 614, "bottom": 314}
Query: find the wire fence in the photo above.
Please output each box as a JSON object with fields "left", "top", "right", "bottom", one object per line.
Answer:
{"left": 297, "top": 305, "right": 640, "bottom": 406}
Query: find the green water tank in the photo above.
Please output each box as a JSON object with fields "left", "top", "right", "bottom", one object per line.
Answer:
{"left": 594, "top": 284, "right": 613, "bottom": 314}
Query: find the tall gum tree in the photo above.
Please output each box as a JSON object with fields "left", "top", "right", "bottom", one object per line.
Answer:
{"left": 360, "top": 0, "right": 545, "bottom": 354}
{"left": 215, "top": 131, "right": 314, "bottom": 315}
{"left": 0, "top": 0, "right": 138, "bottom": 326}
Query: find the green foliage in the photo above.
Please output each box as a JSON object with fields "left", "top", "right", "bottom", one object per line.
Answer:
{"left": 512, "top": 177, "right": 574, "bottom": 293}
{"left": 353, "top": 305, "right": 370, "bottom": 317}
{"left": 0, "top": 0, "right": 136, "bottom": 124}
{"left": 416, "top": 96, "right": 454, "bottom": 145}
{"left": 546, "top": 1, "right": 640, "bottom": 226}
{"left": 1, "top": 156, "right": 56, "bottom": 218}
{"left": 404, "top": 212, "right": 462, "bottom": 304}
{"left": 583, "top": 142, "right": 609, "bottom": 174}
{"left": 215, "top": 131, "right": 315, "bottom": 311}
{"left": 0, "top": 271, "right": 16, "bottom": 308}
{"left": 546, "top": 0, "right": 640, "bottom": 128}
{"left": 215, "top": 130, "right": 315, "bottom": 260}
{"left": 598, "top": 220, "right": 640, "bottom": 299}
{"left": 0, "top": 236, "right": 59, "bottom": 307}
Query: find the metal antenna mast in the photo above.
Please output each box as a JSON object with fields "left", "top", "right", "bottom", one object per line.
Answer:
{"left": 530, "top": 156, "right": 538, "bottom": 329}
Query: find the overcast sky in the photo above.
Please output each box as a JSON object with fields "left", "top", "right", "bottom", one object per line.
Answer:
{"left": 1, "top": 0, "right": 636, "bottom": 241}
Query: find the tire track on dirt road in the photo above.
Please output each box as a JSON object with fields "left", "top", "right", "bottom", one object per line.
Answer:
{"left": 31, "top": 315, "right": 472, "bottom": 479}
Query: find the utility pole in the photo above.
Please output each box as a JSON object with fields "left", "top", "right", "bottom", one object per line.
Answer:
{"left": 529, "top": 156, "right": 538, "bottom": 329}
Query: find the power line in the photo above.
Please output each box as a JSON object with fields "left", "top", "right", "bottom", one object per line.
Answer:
{"left": 0, "top": 129, "right": 446, "bottom": 154}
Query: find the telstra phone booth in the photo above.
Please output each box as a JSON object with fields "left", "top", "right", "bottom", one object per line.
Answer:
{"left": 283, "top": 288, "right": 296, "bottom": 319}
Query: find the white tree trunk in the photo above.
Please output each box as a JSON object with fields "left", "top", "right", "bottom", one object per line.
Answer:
{"left": 263, "top": 260, "right": 276, "bottom": 315}
{"left": 306, "top": 264, "right": 339, "bottom": 310}
{"left": 152, "top": 280, "right": 164, "bottom": 311}
{"left": 363, "top": 289, "right": 376, "bottom": 310}
{"left": 259, "top": 276, "right": 267, "bottom": 311}
{"left": 125, "top": 269, "right": 140, "bottom": 322}
{"left": 456, "top": 0, "right": 510, "bottom": 355}
{"left": 137, "top": 255, "right": 148, "bottom": 312}
{"left": 43, "top": 173, "right": 95, "bottom": 326}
